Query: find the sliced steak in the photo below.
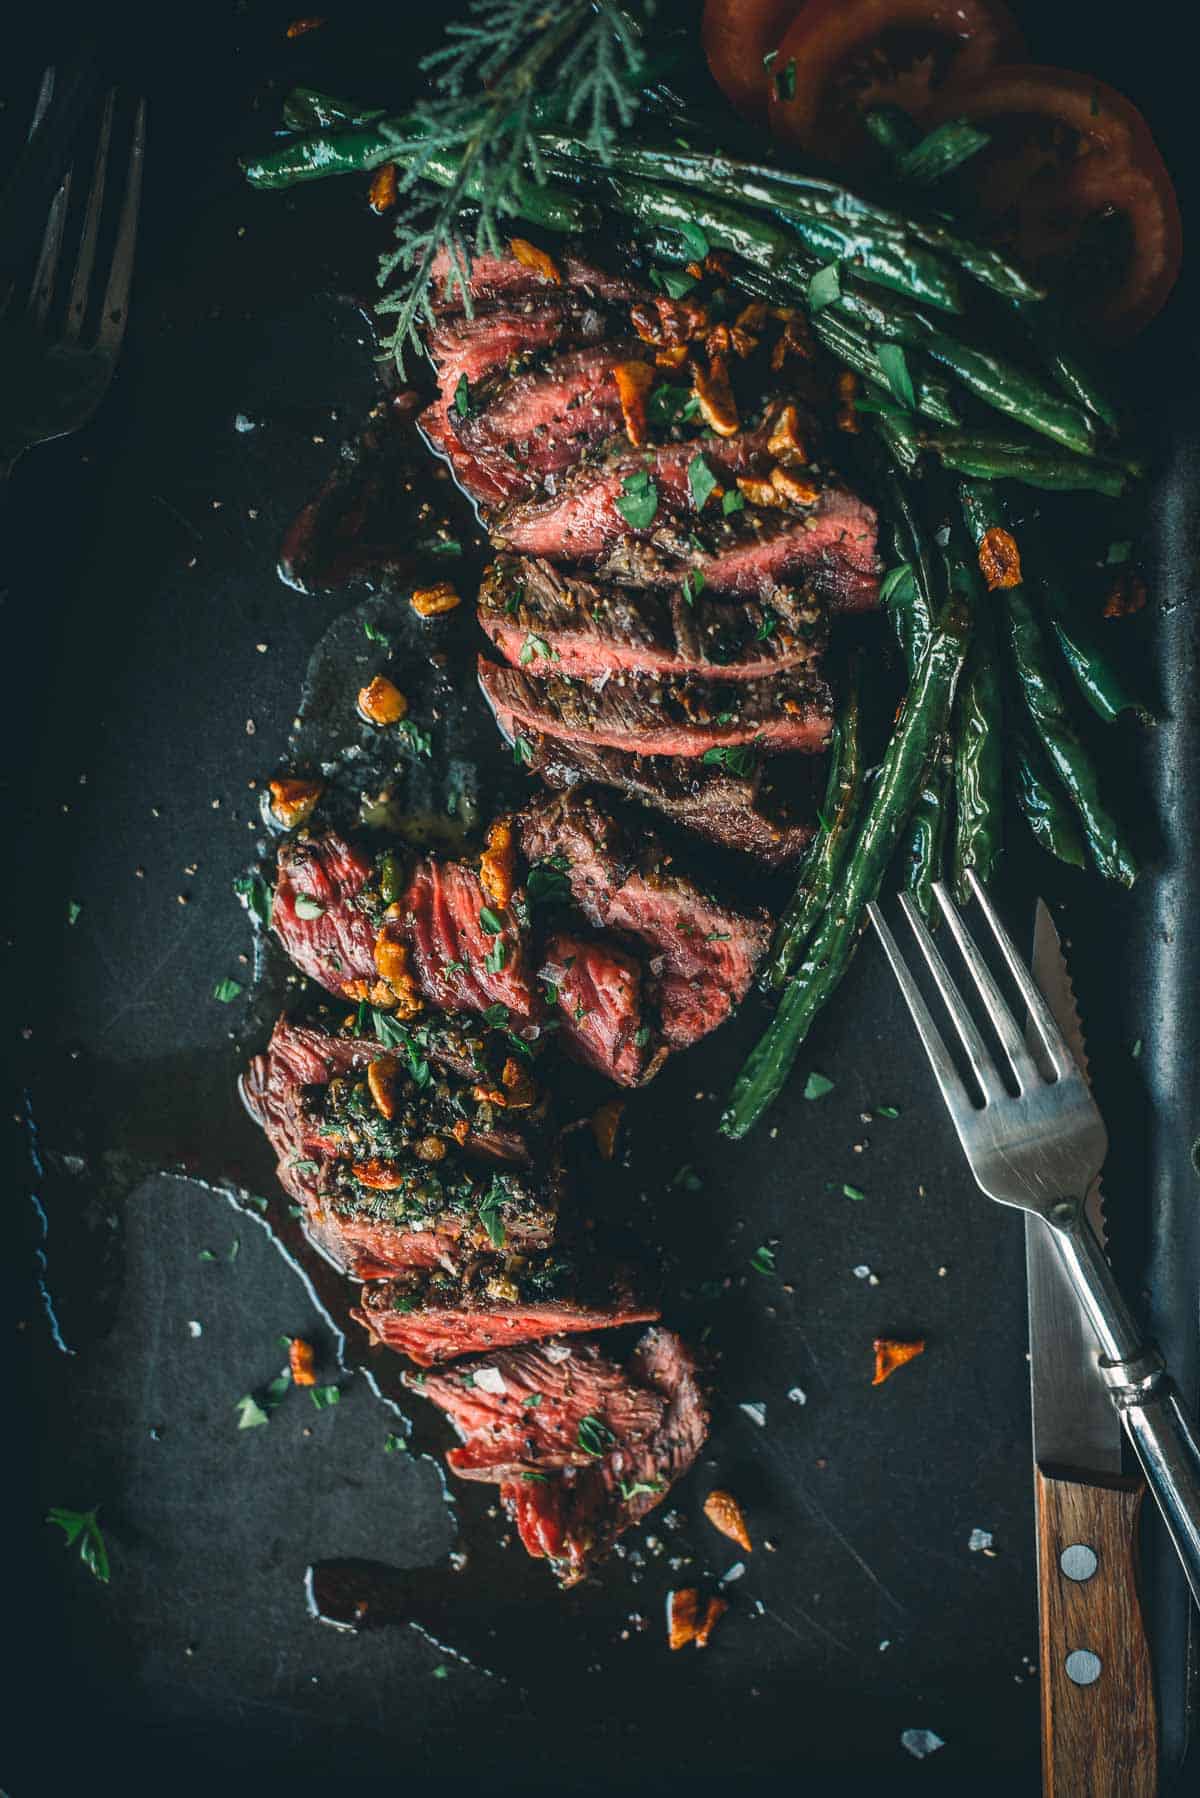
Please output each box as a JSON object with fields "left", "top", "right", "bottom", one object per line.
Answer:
{"left": 240, "top": 1017, "right": 558, "bottom": 1281}
{"left": 430, "top": 244, "right": 644, "bottom": 313}
{"left": 520, "top": 733, "right": 814, "bottom": 866}
{"left": 425, "top": 301, "right": 598, "bottom": 404}
{"left": 272, "top": 832, "right": 380, "bottom": 1000}
{"left": 480, "top": 658, "right": 833, "bottom": 758}
{"left": 401, "top": 856, "right": 541, "bottom": 1023}
{"left": 539, "top": 931, "right": 662, "bottom": 1087}
{"left": 494, "top": 439, "right": 879, "bottom": 610}
{"left": 479, "top": 554, "right": 827, "bottom": 681}
{"left": 410, "top": 1329, "right": 707, "bottom": 1584}
{"left": 354, "top": 1256, "right": 658, "bottom": 1365}
{"left": 520, "top": 790, "right": 770, "bottom": 1048}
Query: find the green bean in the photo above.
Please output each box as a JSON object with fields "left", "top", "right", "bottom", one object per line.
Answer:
{"left": 906, "top": 762, "right": 951, "bottom": 921}
{"left": 761, "top": 658, "right": 864, "bottom": 991}
{"left": 242, "top": 124, "right": 401, "bottom": 187}
{"left": 927, "top": 433, "right": 1126, "bottom": 496}
{"left": 952, "top": 561, "right": 1004, "bottom": 899}
{"left": 281, "top": 88, "right": 385, "bottom": 131}
{"left": 898, "top": 120, "right": 991, "bottom": 186}
{"left": 1013, "top": 725, "right": 1088, "bottom": 869}
{"left": 721, "top": 598, "right": 970, "bottom": 1139}
{"left": 960, "top": 482, "right": 1138, "bottom": 885}
{"left": 864, "top": 106, "right": 920, "bottom": 162}
{"left": 1038, "top": 567, "right": 1155, "bottom": 725}
{"left": 812, "top": 312, "right": 960, "bottom": 424}
{"left": 1015, "top": 300, "right": 1121, "bottom": 435}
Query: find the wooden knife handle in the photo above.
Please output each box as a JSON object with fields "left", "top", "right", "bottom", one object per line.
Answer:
{"left": 1035, "top": 1466, "right": 1158, "bottom": 1797}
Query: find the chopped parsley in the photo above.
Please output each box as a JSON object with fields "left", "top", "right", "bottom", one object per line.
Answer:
{"left": 384, "top": 1432, "right": 409, "bottom": 1453}
{"left": 521, "top": 1470, "right": 550, "bottom": 1483}
{"left": 541, "top": 977, "right": 560, "bottom": 1006}
{"left": 484, "top": 939, "right": 507, "bottom": 975}
{"left": 522, "top": 1393, "right": 543, "bottom": 1409}
{"left": 875, "top": 1104, "right": 900, "bottom": 1120}
{"left": 877, "top": 342, "right": 916, "bottom": 411}
{"left": 648, "top": 383, "right": 700, "bottom": 427}
{"left": 577, "top": 1415, "right": 616, "bottom": 1457}
{"left": 688, "top": 454, "right": 718, "bottom": 512}
{"left": 749, "top": 1244, "right": 776, "bottom": 1276}
{"left": 482, "top": 1001, "right": 511, "bottom": 1027}
{"left": 614, "top": 468, "right": 659, "bottom": 530}
{"left": 519, "top": 633, "right": 558, "bottom": 666}
{"left": 721, "top": 487, "right": 745, "bottom": 517}
{"left": 705, "top": 931, "right": 731, "bottom": 942}
{"left": 649, "top": 266, "right": 698, "bottom": 300}
{"left": 418, "top": 535, "right": 462, "bottom": 558}
{"left": 527, "top": 855, "right": 571, "bottom": 907}
{"left": 755, "top": 610, "right": 779, "bottom": 642}
{"left": 843, "top": 1183, "right": 866, "bottom": 1203}
{"left": 634, "top": 1025, "right": 652, "bottom": 1048}
{"left": 513, "top": 734, "right": 534, "bottom": 767}
{"left": 198, "top": 1249, "right": 217, "bottom": 1262}
{"left": 804, "top": 1071, "right": 835, "bottom": 1101}
{"left": 701, "top": 742, "right": 759, "bottom": 778}
{"left": 46, "top": 1506, "right": 110, "bottom": 1583}
{"left": 66, "top": 900, "right": 82, "bottom": 926}
{"left": 879, "top": 563, "right": 918, "bottom": 607}
{"left": 235, "top": 1394, "right": 271, "bottom": 1431}
{"left": 773, "top": 56, "right": 796, "bottom": 102}
{"left": 234, "top": 870, "right": 273, "bottom": 928}
{"left": 807, "top": 260, "right": 841, "bottom": 314}
{"left": 478, "top": 1180, "right": 508, "bottom": 1249}
{"left": 479, "top": 906, "right": 504, "bottom": 935}
{"left": 213, "top": 977, "right": 244, "bottom": 1003}
{"left": 363, "top": 618, "right": 391, "bottom": 648}
{"left": 619, "top": 1478, "right": 665, "bottom": 1500}
{"left": 681, "top": 569, "right": 706, "bottom": 607}
{"left": 310, "top": 1385, "right": 341, "bottom": 1411}
{"left": 397, "top": 719, "right": 433, "bottom": 759}
{"left": 678, "top": 221, "right": 709, "bottom": 260}
{"left": 453, "top": 374, "right": 472, "bottom": 418}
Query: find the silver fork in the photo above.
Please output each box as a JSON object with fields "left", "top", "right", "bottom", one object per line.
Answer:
{"left": 0, "top": 71, "right": 145, "bottom": 481}
{"left": 869, "top": 871, "right": 1200, "bottom": 1607}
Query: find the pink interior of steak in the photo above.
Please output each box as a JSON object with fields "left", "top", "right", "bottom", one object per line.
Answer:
{"left": 272, "top": 832, "right": 378, "bottom": 998}
{"left": 354, "top": 1279, "right": 659, "bottom": 1366}
{"left": 539, "top": 930, "right": 657, "bottom": 1087}
{"left": 402, "top": 856, "right": 540, "bottom": 1022}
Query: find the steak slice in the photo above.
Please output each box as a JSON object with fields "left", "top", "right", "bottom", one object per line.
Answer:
{"left": 494, "top": 439, "right": 879, "bottom": 610}
{"left": 402, "top": 856, "right": 541, "bottom": 1024}
{"left": 479, "top": 658, "right": 833, "bottom": 758}
{"left": 521, "top": 790, "right": 770, "bottom": 1048}
{"left": 430, "top": 245, "right": 645, "bottom": 313}
{"left": 425, "top": 301, "right": 598, "bottom": 404}
{"left": 478, "top": 554, "right": 827, "bottom": 681}
{"left": 240, "top": 1017, "right": 558, "bottom": 1281}
{"left": 410, "top": 1329, "right": 708, "bottom": 1583}
{"left": 272, "top": 832, "right": 379, "bottom": 1000}
{"left": 410, "top": 1339, "right": 667, "bottom": 1480}
{"left": 520, "top": 733, "right": 814, "bottom": 866}
{"left": 354, "top": 1256, "right": 658, "bottom": 1365}
{"left": 539, "top": 931, "right": 663, "bottom": 1087}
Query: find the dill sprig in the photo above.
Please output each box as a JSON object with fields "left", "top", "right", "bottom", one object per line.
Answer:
{"left": 374, "top": 0, "right": 649, "bottom": 371}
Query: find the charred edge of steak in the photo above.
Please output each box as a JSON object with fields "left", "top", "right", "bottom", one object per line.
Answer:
{"left": 539, "top": 930, "right": 665, "bottom": 1087}
{"left": 478, "top": 554, "right": 828, "bottom": 681}
{"left": 429, "top": 244, "right": 648, "bottom": 316}
{"left": 479, "top": 657, "right": 834, "bottom": 758}
{"left": 353, "top": 1252, "right": 659, "bottom": 1365}
{"left": 239, "top": 1017, "right": 560, "bottom": 1282}
{"left": 516, "top": 733, "right": 815, "bottom": 866}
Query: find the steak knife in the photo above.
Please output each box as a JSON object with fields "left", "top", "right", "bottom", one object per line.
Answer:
{"left": 1028, "top": 901, "right": 1157, "bottom": 1797}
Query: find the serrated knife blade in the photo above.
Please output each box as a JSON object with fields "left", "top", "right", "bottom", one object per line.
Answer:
{"left": 1026, "top": 900, "right": 1123, "bottom": 1475}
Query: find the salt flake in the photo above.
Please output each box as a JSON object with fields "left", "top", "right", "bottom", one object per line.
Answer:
{"left": 901, "top": 1729, "right": 945, "bottom": 1761}
{"left": 720, "top": 1561, "right": 746, "bottom": 1585}
{"left": 739, "top": 1401, "right": 767, "bottom": 1428}
{"left": 187, "top": 1320, "right": 203, "bottom": 1338}
{"left": 473, "top": 1366, "right": 506, "bottom": 1396}
{"left": 968, "top": 1528, "right": 994, "bottom": 1553}
{"left": 542, "top": 1342, "right": 572, "bottom": 1364}
{"left": 853, "top": 1265, "right": 871, "bottom": 1280}
{"left": 786, "top": 1387, "right": 808, "bottom": 1406}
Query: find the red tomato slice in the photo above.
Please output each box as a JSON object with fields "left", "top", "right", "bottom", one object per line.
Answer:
{"left": 931, "top": 68, "right": 1182, "bottom": 337}
{"left": 766, "top": 0, "right": 1024, "bottom": 160}
{"left": 702, "top": 0, "right": 805, "bottom": 121}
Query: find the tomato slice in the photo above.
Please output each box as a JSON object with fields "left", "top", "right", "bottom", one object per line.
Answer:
{"left": 702, "top": 0, "right": 805, "bottom": 120}
{"left": 931, "top": 68, "right": 1182, "bottom": 337}
{"left": 766, "top": 0, "right": 1025, "bottom": 160}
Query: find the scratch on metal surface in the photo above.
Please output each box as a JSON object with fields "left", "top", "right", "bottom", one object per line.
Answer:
{"left": 762, "top": 1600, "right": 852, "bottom": 1657}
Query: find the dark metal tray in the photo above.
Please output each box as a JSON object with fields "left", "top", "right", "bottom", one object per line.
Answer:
{"left": 5, "top": 5, "right": 1197, "bottom": 1792}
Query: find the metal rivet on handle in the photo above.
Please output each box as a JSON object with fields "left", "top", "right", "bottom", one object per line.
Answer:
{"left": 1065, "top": 1649, "right": 1102, "bottom": 1685}
{"left": 1060, "top": 1543, "right": 1099, "bottom": 1582}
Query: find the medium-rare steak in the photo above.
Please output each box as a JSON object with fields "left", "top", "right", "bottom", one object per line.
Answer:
{"left": 520, "top": 733, "right": 814, "bottom": 865}
{"left": 492, "top": 434, "right": 879, "bottom": 609}
{"left": 478, "top": 554, "right": 828, "bottom": 681}
{"left": 354, "top": 1255, "right": 658, "bottom": 1365}
{"left": 429, "top": 245, "right": 645, "bottom": 314}
{"left": 521, "top": 790, "right": 770, "bottom": 1049}
{"left": 272, "top": 831, "right": 380, "bottom": 1001}
{"left": 401, "top": 855, "right": 541, "bottom": 1023}
{"left": 539, "top": 931, "right": 663, "bottom": 1087}
{"left": 480, "top": 658, "right": 833, "bottom": 758}
{"left": 410, "top": 1329, "right": 707, "bottom": 1583}
{"left": 240, "top": 1017, "right": 559, "bottom": 1281}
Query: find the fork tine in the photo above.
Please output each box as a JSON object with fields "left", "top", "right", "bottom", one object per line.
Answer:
{"left": 63, "top": 87, "right": 115, "bottom": 343}
{"left": 867, "top": 902, "right": 974, "bottom": 1119}
{"left": 897, "top": 893, "right": 1006, "bottom": 1104}
{"left": 0, "top": 68, "right": 59, "bottom": 323}
{"left": 966, "top": 870, "right": 1076, "bottom": 1078}
{"left": 95, "top": 98, "right": 145, "bottom": 354}
{"left": 29, "top": 170, "right": 72, "bottom": 329}
{"left": 932, "top": 882, "right": 1043, "bottom": 1091}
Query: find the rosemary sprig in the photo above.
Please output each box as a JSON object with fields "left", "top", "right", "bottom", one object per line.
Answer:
{"left": 374, "top": 0, "right": 649, "bottom": 370}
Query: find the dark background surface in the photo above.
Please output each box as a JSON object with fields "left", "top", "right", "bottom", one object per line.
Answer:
{"left": 3, "top": 3, "right": 1197, "bottom": 1793}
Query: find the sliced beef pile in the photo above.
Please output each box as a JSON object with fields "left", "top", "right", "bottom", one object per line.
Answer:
{"left": 408, "top": 1329, "right": 707, "bottom": 1585}
{"left": 521, "top": 788, "right": 770, "bottom": 1050}
{"left": 354, "top": 1254, "right": 658, "bottom": 1365}
{"left": 240, "top": 1016, "right": 560, "bottom": 1281}
{"left": 479, "top": 554, "right": 827, "bottom": 681}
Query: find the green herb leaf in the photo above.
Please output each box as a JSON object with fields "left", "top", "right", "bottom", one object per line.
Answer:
{"left": 682, "top": 570, "right": 706, "bottom": 607}
{"left": 749, "top": 1244, "right": 776, "bottom": 1275}
{"left": 363, "top": 618, "right": 392, "bottom": 648}
{"left": 484, "top": 939, "right": 507, "bottom": 975}
{"left": 577, "top": 1414, "right": 616, "bottom": 1457}
{"left": 701, "top": 742, "right": 759, "bottom": 778}
{"left": 807, "top": 261, "right": 841, "bottom": 314}
{"left": 234, "top": 870, "right": 274, "bottom": 929}
{"left": 513, "top": 734, "right": 534, "bottom": 767}
{"left": 650, "top": 266, "right": 698, "bottom": 300}
{"left": 879, "top": 562, "right": 918, "bottom": 607}
{"left": 877, "top": 343, "right": 916, "bottom": 412}
{"left": 671, "top": 1163, "right": 703, "bottom": 1192}
{"left": 1106, "top": 540, "right": 1132, "bottom": 565}
{"left": 478, "top": 1179, "right": 508, "bottom": 1249}
{"left": 774, "top": 57, "right": 796, "bottom": 102}
{"left": 804, "top": 1071, "right": 835, "bottom": 1101}
{"left": 618, "top": 1478, "right": 665, "bottom": 1500}
{"left": 481, "top": 1002, "right": 511, "bottom": 1027}
{"left": 384, "top": 1432, "right": 409, "bottom": 1453}
{"left": 310, "top": 1385, "right": 341, "bottom": 1411}
{"left": 527, "top": 855, "right": 571, "bottom": 907}
{"left": 521, "top": 1470, "right": 549, "bottom": 1482}
{"left": 66, "top": 900, "right": 82, "bottom": 926}
{"left": 648, "top": 383, "right": 701, "bottom": 427}
{"left": 453, "top": 373, "right": 472, "bottom": 418}
{"left": 479, "top": 906, "right": 504, "bottom": 935}
{"left": 432, "top": 1664, "right": 450, "bottom": 1678}
{"left": 721, "top": 487, "right": 745, "bottom": 516}
{"left": 228, "top": 1237, "right": 241, "bottom": 1262}
{"left": 875, "top": 1104, "right": 900, "bottom": 1119}
{"left": 688, "top": 455, "right": 718, "bottom": 512}
{"left": 755, "top": 609, "right": 778, "bottom": 642}
{"left": 634, "top": 1025, "right": 652, "bottom": 1048}
{"left": 235, "top": 1394, "right": 271, "bottom": 1431}
{"left": 198, "top": 1249, "right": 217, "bottom": 1262}
{"left": 678, "top": 221, "right": 710, "bottom": 260}
{"left": 397, "top": 719, "right": 433, "bottom": 759}
{"left": 293, "top": 894, "right": 325, "bottom": 921}
{"left": 264, "top": 1373, "right": 291, "bottom": 1407}
{"left": 614, "top": 469, "right": 659, "bottom": 530}
{"left": 519, "top": 632, "right": 557, "bottom": 666}
{"left": 1131, "top": 1038, "right": 1143, "bottom": 1059}
{"left": 522, "top": 1393, "right": 543, "bottom": 1408}
{"left": 47, "top": 1505, "right": 110, "bottom": 1583}
{"left": 843, "top": 1183, "right": 866, "bottom": 1202}
{"left": 213, "top": 977, "right": 244, "bottom": 1003}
